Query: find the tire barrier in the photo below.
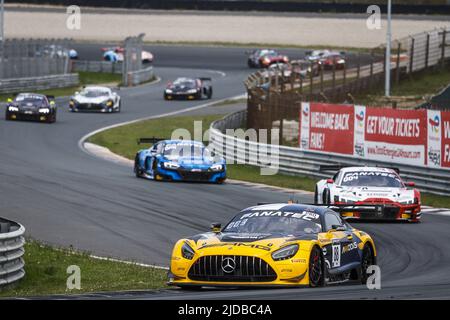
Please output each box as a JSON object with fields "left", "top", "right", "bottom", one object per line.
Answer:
{"left": 0, "top": 218, "right": 25, "bottom": 288}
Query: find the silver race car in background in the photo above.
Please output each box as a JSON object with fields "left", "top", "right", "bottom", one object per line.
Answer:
{"left": 69, "top": 86, "right": 121, "bottom": 113}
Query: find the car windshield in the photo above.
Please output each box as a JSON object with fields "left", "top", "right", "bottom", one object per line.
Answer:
{"left": 223, "top": 210, "right": 322, "bottom": 235}
{"left": 15, "top": 95, "right": 46, "bottom": 106}
{"left": 259, "top": 50, "right": 277, "bottom": 57}
{"left": 163, "top": 143, "right": 210, "bottom": 159}
{"left": 340, "top": 171, "right": 404, "bottom": 188}
{"left": 80, "top": 89, "right": 109, "bottom": 98}
{"left": 173, "top": 79, "right": 196, "bottom": 88}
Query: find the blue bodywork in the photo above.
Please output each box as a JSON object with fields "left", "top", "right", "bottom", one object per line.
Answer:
{"left": 134, "top": 140, "right": 226, "bottom": 183}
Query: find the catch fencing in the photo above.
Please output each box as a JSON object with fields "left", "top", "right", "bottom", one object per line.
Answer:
{"left": 0, "top": 217, "right": 25, "bottom": 288}
{"left": 0, "top": 38, "right": 73, "bottom": 79}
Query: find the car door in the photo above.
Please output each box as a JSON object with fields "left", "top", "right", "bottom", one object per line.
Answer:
{"left": 321, "top": 211, "right": 358, "bottom": 272}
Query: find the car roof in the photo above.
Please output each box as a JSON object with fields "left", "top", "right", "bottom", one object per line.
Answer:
{"left": 240, "top": 203, "right": 330, "bottom": 216}
{"left": 339, "top": 167, "right": 397, "bottom": 174}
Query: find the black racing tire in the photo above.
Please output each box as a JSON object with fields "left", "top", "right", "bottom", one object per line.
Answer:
{"left": 207, "top": 87, "right": 213, "bottom": 99}
{"left": 314, "top": 186, "right": 319, "bottom": 204}
{"left": 309, "top": 246, "right": 325, "bottom": 287}
{"left": 323, "top": 188, "right": 331, "bottom": 204}
{"left": 360, "top": 243, "right": 375, "bottom": 285}
{"left": 134, "top": 155, "right": 142, "bottom": 178}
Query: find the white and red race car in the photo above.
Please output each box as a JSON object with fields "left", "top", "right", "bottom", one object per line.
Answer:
{"left": 315, "top": 166, "right": 421, "bottom": 222}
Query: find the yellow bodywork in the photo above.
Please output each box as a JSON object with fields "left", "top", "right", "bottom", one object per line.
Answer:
{"left": 169, "top": 228, "right": 376, "bottom": 287}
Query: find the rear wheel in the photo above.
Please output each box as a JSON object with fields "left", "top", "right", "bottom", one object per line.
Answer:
{"left": 309, "top": 246, "right": 325, "bottom": 287}
{"left": 207, "top": 87, "right": 213, "bottom": 99}
{"left": 360, "top": 244, "right": 375, "bottom": 284}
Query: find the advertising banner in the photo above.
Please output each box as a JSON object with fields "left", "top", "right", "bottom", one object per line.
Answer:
{"left": 300, "top": 103, "right": 354, "bottom": 155}
{"left": 442, "top": 111, "right": 450, "bottom": 168}
{"left": 427, "top": 110, "right": 442, "bottom": 167}
{"left": 364, "top": 107, "right": 427, "bottom": 166}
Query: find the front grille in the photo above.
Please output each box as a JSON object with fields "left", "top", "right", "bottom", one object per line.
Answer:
{"left": 177, "top": 170, "right": 213, "bottom": 181}
{"left": 76, "top": 103, "right": 104, "bottom": 110}
{"left": 360, "top": 206, "right": 400, "bottom": 219}
{"left": 188, "top": 255, "right": 277, "bottom": 282}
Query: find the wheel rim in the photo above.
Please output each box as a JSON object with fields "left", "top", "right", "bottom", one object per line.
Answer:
{"left": 309, "top": 249, "right": 322, "bottom": 285}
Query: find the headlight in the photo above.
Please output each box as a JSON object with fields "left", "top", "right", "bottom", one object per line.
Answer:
{"left": 106, "top": 100, "right": 113, "bottom": 107}
{"left": 187, "top": 89, "right": 198, "bottom": 94}
{"left": 210, "top": 164, "right": 223, "bottom": 171}
{"left": 38, "top": 108, "right": 50, "bottom": 114}
{"left": 272, "top": 244, "right": 299, "bottom": 261}
{"left": 163, "top": 161, "right": 179, "bottom": 169}
{"left": 69, "top": 100, "right": 75, "bottom": 106}
{"left": 181, "top": 242, "right": 195, "bottom": 260}
{"left": 165, "top": 89, "right": 173, "bottom": 93}
{"left": 8, "top": 106, "right": 19, "bottom": 112}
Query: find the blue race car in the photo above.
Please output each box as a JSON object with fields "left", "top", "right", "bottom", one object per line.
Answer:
{"left": 134, "top": 139, "right": 226, "bottom": 183}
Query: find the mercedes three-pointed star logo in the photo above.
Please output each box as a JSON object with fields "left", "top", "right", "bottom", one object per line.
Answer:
{"left": 221, "top": 257, "right": 236, "bottom": 273}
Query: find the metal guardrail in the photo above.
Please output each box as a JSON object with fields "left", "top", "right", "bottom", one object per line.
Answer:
{"left": 0, "top": 73, "right": 79, "bottom": 94}
{"left": 0, "top": 217, "right": 25, "bottom": 288}
{"left": 71, "top": 60, "right": 122, "bottom": 74}
{"left": 210, "top": 110, "right": 450, "bottom": 196}
{"left": 127, "top": 66, "right": 155, "bottom": 86}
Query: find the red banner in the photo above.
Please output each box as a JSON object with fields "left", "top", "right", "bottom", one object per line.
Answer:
{"left": 365, "top": 108, "right": 427, "bottom": 145}
{"left": 442, "top": 111, "right": 450, "bottom": 168}
{"left": 308, "top": 103, "right": 354, "bottom": 154}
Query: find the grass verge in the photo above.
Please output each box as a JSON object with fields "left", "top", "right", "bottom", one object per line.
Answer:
{"left": 0, "top": 240, "right": 167, "bottom": 297}
{"left": 88, "top": 113, "right": 449, "bottom": 208}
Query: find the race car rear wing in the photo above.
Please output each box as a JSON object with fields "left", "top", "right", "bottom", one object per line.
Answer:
{"left": 198, "top": 77, "right": 212, "bottom": 82}
{"left": 137, "top": 137, "right": 167, "bottom": 145}
{"left": 318, "top": 164, "right": 400, "bottom": 174}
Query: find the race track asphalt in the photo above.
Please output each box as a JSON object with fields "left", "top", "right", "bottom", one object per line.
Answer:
{"left": 1, "top": 44, "right": 449, "bottom": 299}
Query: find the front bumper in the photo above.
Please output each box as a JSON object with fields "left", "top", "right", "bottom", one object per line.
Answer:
{"left": 154, "top": 167, "right": 226, "bottom": 183}
{"left": 70, "top": 103, "right": 113, "bottom": 113}
{"left": 164, "top": 92, "right": 199, "bottom": 100}
{"left": 6, "top": 111, "right": 49, "bottom": 122}
{"left": 336, "top": 202, "right": 421, "bottom": 221}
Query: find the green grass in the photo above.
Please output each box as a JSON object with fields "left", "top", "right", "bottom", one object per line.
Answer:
{"left": 0, "top": 71, "right": 122, "bottom": 101}
{"left": 0, "top": 240, "right": 167, "bottom": 297}
{"left": 354, "top": 68, "right": 450, "bottom": 106}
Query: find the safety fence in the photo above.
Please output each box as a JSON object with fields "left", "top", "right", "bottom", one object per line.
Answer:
{"left": 246, "top": 26, "right": 450, "bottom": 134}
{"left": 0, "top": 38, "right": 73, "bottom": 79}
{"left": 0, "top": 73, "right": 79, "bottom": 94}
{"left": 209, "top": 110, "right": 450, "bottom": 196}
{"left": 0, "top": 217, "right": 25, "bottom": 288}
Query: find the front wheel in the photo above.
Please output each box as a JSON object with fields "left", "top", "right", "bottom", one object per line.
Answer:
{"left": 314, "top": 186, "right": 319, "bottom": 204}
{"left": 309, "top": 246, "right": 325, "bottom": 287}
{"left": 323, "top": 188, "right": 331, "bottom": 204}
{"left": 360, "top": 244, "right": 375, "bottom": 284}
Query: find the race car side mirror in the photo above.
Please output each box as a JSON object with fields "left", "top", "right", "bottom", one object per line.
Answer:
{"left": 326, "top": 178, "right": 334, "bottom": 184}
{"left": 405, "top": 182, "right": 415, "bottom": 187}
{"left": 330, "top": 225, "right": 346, "bottom": 232}
{"left": 211, "top": 223, "right": 221, "bottom": 233}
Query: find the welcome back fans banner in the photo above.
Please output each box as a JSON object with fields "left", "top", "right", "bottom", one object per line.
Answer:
{"left": 299, "top": 102, "right": 450, "bottom": 168}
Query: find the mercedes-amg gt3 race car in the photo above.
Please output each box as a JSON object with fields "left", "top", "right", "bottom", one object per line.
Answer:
{"left": 69, "top": 86, "right": 121, "bottom": 113}
{"left": 164, "top": 77, "right": 213, "bottom": 100}
{"left": 168, "top": 202, "right": 377, "bottom": 288}
{"left": 134, "top": 139, "right": 226, "bottom": 183}
{"left": 315, "top": 166, "right": 421, "bottom": 222}
{"left": 5, "top": 93, "right": 57, "bottom": 123}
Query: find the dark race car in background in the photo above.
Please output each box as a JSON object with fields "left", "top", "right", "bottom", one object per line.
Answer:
{"left": 164, "top": 77, "right": 213, "bottom": 100}
{"left": 134, "top": 139, "right": 226, "bottom": 183}
{"left": 247, "top": 49, "right": 289, "bottom": 68}
{"left": 5, "top": 93, "right": 57, "bottom": 123}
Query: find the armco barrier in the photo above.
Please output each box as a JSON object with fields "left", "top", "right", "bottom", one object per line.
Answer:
{"left": 0, "top": 73, "right": 79, "bottom": 94}
{"left": 209, "top": 110, "right": 450, "bottom": 196}
{"left": 71, "top": 60, "right": 122, "bottom": 74}
{"left": 127, "top": 66, "right": 155, "bottom": 86}
{"left": 0, "top": 218, "right": 25, "bottom": 288}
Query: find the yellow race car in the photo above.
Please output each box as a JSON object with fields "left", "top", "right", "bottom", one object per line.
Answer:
{"left": 168, "top": 203, "right": 377, "bottom": 288}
